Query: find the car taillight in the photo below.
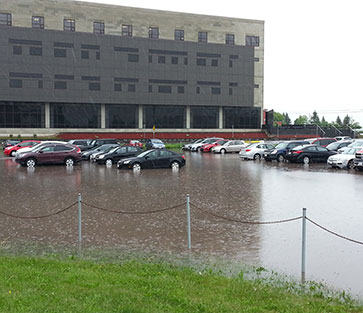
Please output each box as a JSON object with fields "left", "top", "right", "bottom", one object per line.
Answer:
{"left": 182, "top": 155, "right": 185, "bottom": 159}
{"left": 245, "top": 149, "right": 251, "bottom": 152}
{"left": 293, "top": 150, "right": 303, "bottom": 154}
{"left": 76, "top": 147, "right": 81, "bottom": 153}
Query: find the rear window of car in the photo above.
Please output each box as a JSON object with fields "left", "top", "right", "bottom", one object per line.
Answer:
{"left": 55, "top": 145, "right": 73, "bottom": 151}
{"left": 160, "top": 150, "right": 173, "bottom": 156}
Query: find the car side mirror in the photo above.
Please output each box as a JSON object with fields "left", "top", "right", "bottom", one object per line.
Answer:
{"left": 38, "top": 150, "right": 43, "bottom": 153}
{"left": 145, "top": 156, "right": 149, "bottom": 160}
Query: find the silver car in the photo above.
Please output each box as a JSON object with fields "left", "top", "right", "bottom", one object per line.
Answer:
{"left": 327, "top": 147, "right": 361, "bottom": 169}
{"left": 337, "top": 139, "right": 363, "bottom": 154}
{"left": 212, "top": 140, "right": 246, "bottom": 153}
{"left": 239, "top": 142, "right": 275, "bottom": 160}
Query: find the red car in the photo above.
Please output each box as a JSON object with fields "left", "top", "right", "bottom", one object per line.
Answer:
{"left": 129, "top": 140, "right": 143, "bottom": 148}
{"left": 200, "top": 139, "right": 228, "bottom": 153}
{"left": 4, "top": 140, "right": 41, "bottom": 157}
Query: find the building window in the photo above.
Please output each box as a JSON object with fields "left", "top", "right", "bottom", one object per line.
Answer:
{"left": 0, "top": 13, "right": 12, "bottom": 26}
{"left": 225, "top": 34, "right": 235, "bottom": 45}
{"left": 29, "top": 47, "right": 42, "bottom": 56}
{"left": 246, "top": 35, "right": 260, "bottom": 46}
{"left": 229, "top": 60, "right": 233, "bottom": 68}
{"left": 55, "top": 81, "right": 67, "bottom": 89}
{"left": 54, "top": 48, "right": 66, "bottom": 57}
{"left": 211, "top": 59, "right": 218, "bottom": 67}
{"left": 178, "top": 86, "right": 184, "bottom": 94}
{"left": 93, "top": 21, "right": 104, "bottom": 34}
{"left": 114, "top": 84, "right": 122, "bottom": 91}
{"left": 171, "top": 56, "right": 178, "bottom": 64}
{"left": 254, "top": 84, "right": 259, "bottom": 88}
{"left": 190, "top": 106, "right": 219, "bottom": 128}
{"left": 128, "top": 84, "right": 136, "bottom": 92}
{"left": 149, "top": 26, "right": 159, "bottom": 39}
{"left": 198, "top": 31, "right": 207, "bottom": 43}
{"left": 229, "top": 88, "right": 232, "bottom": 95}
{"left": 211, "top": 87, "right": 221, "bottom": 95}
{"left": 96, "top": 51, "right": 100, "bottom": 60}
{"left": 128, "top": 54, "right": 139, "bottom": 62}
{"left": 64, "top": 18, "right": 75, "bottom": 32}
{"left": 148, "top": 55, "right": 152, "bottom": 63}
{"left": 158, "top": 86, "right": 172, "bottom": 93}
{"left": 38, "top": 80, "right": 43, "bottom": 89}
{"left": 89, "top": 83, "right": 100, "bottom": 91}
{"left": 0, "top": 102, "right": 45, "bottom": 128}
{"left": 158, "top": 56, "right": 165, "bottom": 64}
{"left": 106, "top": 104, "right": 138, "bottom": 128}
{"left": 81, "top": 50, "right": 89, "bottom": 59}
{"left": 148, "top": 85, "right": 152, "bottom": 93}
{"left": 184, "top": 57, "right": 188, "bottom": 65}
{"left": 175, "top": 29, "right": 184, "bottom": 41}
{"left": 121, "top": 24, "right": 132, "bottom": 36}
{"left": 143, "top": 105, "right": 185, "bottom": 128}
{"left": 254, "top": 57, "right": 259, "bottom": 62}
{"left": 9, "top": 79, "right": 22, "bottom": 88}
{"left": 196, "top": 86, "right": 200, "bottom": 94}
{"left": 197, "top": 58, "right": 206, "bottom": 66}
{"left": 32, "top": 16, "right": 44, "bottom": 29}
{"left": 13, "top": 46, "right": 22, "bottom": 55}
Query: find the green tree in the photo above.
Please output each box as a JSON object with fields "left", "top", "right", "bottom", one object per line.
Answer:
{"left": 273, "top": 112, "right": 284, "bottom": 126}
{"left": 309, "top": 111, "right": 320, "bottom": 125}
{"left": 294, "top": 115, "right": 308, "bottom": 125}
{"left": 283, "top": 113, "right": 291, "bottom": 125}
{"left": 320, "top": 116, "right": 330, "bottom": 127}
{"left": 343, "top": 115, "right": 351, "bottom": 126}
{"left": 335, "top": 116, "right": 343, "bottom": 126}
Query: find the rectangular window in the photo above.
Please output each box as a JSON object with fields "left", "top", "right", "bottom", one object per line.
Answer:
{"left": 114, "top": 84, "right": 122, "bottom": 91}
{"left": 9, "top": 79, "right": 22, "bottom": 88}
{"left": 128, "top": 54, "right": 139, "bottom": 62}
{"left": 96, "top": 51, "right": 100, "bottom": 60}
{"left": 89, "top": 83, "right": 100, "bottom": 91}
{"left": 178, "top": 86, "right": 184, "bottom": 94}
{"left": 81, "top": 50, "right": 89, "bottom": 59}
{"left": 148, "top": 55, "right": 152, "bottom": 63}
{"left": 196, "top": 86, "right": 200, "bottom": 94}
{"left": 254, "top": 57, "right": 259, "bottom": 62}
{"left": 246, "top": 35, "right": 260, "bottom": 46}
{"left": 197, "top": 58, "right": 206, "bottom": 66}
{"left": 198, "top": 31, "right": 207, "bottom": 43}
{"left": 175, "top": 29, "right": 184, "bottom": 41}
{"left": 171, "top": 56, "right": 178, "bottom": 64}
{"left": 229, "top": 88, "right": 232, "bottom": 95}
{"left": 229, "top": 60, "right": 233, "bottom": 68}
{"left": 211, "top": 87, "right": 221, "bottom": 95}
{"left": 149, "top": 27, "right": 159, "bottom": 39}
{"left": 128, "top": 84, "right": 136, "bottom": 92}
{"left": 158, "top": 56, "right": 165, "bottom": 64}
{"left": 55, "top": 81, "right": 67, "bottom": 89}
{"left": 54, "top": 48, "right": 66, "bottom": 57}
{"left": 32, "top": 16, "right": 44, "bottom": 29}
{"left": 225, "top": 33, "right": 235, "bottom": 45}
{"left": 148, "top": 85, "right": 152, "bottom": 93}
{"left": 184, "top": 57, "right": 188, "bottom": 65}
{"left": 158, "top": 86, "right": 172, "bottom": 93}
{"left": 64, "top": 18, "right": 75, "bottom": 32}
{"left": 211, "top": 59, "right": 218, "bottom": 67}
{"left": 38, "top": 80, "right": 43, "bottom": 89}
{"left": 254, "top": 84, "right": 259, "bottom": 88}
{"left": 0, "top": 13, "right": 12, "bottom": 26}
{"left": 29, "top": 47, "right": 42, "bottom": 56}
{"left": 121, "top": 24, "right": 132, "bottom": 36}
{"left": 13, "top": 46, "right": 22, "bottom": 55}
{"left": 93, "top": 21, "right": 104, "bottom": 34}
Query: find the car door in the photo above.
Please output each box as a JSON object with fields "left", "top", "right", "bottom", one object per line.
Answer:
{"left": 127, "top": 146, "right": 139, "bottom": 158}
{"left": 157, "top": 150, "right": 174, "bottom": 168}
{"left": 305, "top": 146, "right": 318, "bottom": 161}
{"left": 113, "top": 146, "right": 127, "bottom": 162}
{"left": 143, "top": 150, "right": 159, "bottom": 168}
{"left": 316, "top": 146, "right": 330, "bottom": 161}
{"left": 37, "top": 145, "right": 56, "bottom": 163}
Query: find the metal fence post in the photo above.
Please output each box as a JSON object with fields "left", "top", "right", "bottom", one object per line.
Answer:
{"left": 186, "top": 194, "right": 191, "bottom": 250}
{"left": 78, "top": 193, "right": 82, "bottom": 245}
{"left": 301, "top": 208, "right": 307, "bottom": 284}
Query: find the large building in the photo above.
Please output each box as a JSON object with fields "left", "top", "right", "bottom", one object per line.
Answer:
{"left": 0, "top": 0, "right": 264, "bottom": 137}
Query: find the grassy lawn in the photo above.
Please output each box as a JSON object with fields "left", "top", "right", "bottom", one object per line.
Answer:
{"left": 0, "top": 256, "right": 361, "bottom": 313}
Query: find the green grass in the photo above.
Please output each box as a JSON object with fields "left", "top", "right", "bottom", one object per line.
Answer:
{"left": 0, "top": 256, "right": 361, "bottom": 313}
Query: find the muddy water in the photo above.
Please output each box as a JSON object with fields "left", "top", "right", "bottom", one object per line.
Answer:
{"left": 0, "top": 152, "right": 362, "bottom": 297}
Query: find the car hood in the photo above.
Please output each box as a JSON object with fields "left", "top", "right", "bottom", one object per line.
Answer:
{"left": 328, "top": 154, "right": 354, "bottom": 161}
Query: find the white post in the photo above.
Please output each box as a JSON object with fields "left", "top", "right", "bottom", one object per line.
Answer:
{"left": 301, "top": 208, "right": 307, "bottom": 283}
{"left": 101, "top": 104, "right": 106, "bottom": 129}
{"left": 186, "top": 194, "right": 191, "bottom": 250}
{"left": 78, "top": 193, "right": 82, "bottom": 244}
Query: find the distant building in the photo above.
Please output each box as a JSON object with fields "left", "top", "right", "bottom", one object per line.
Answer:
{"left": 0, "top": 0, "right": 264, "bottom": 136}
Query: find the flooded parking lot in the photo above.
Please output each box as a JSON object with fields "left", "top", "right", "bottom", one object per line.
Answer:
{"left": 0, "top": 151, "right": 362, "bottom": 297}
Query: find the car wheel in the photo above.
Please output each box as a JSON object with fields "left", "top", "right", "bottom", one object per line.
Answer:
{"left": 10, "top": 150, "right": 16, "bottom": 157}
{"left": 133, "top": 163, "right": 141, "bottom": 171}
{"left": 196, "top": 147, "right": 201, "bottom": 152}
{"left": 277, "top": 154, "right": 284, "bottom": 162}
{"left": 26, "top": 158, "right": 36, "bottom": 168}
{"left": 347, "top": 159, "right": 354, "bottom": 170}
{"left": 171, "top": 161, "right": 180, "bottom": 170}
{"left": 253, "top": 154, "right": 261, "bottom": 161}
{"left": 105, "top": 159, "right": 113, "bottom": 166}
{"left": 220, "top": 148, "right": 226, "bottom": 154}
{"left": 65, "top": 157, "right": 75, "bottom": 166}
{"left": 302, "top": 156, "right": 310, "bottom": 164}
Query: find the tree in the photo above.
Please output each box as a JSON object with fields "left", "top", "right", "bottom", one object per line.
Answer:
{"left": 335, "top": 116, "right": 343, "bottom": 126}
{"left": 320, "top": 116, "right": 330, "bottom": 127}
{"left": 309, "top": 111, "right": 320, "bottom": 125}
{"left": 283, "top": 113, "right": 291, "bottom": 125}
{"left": 273, "top": 112, "right": 284, "bottom": 126}
{"left": 343, "top": 115, "right": 351, "bottom": 127}
{"left": 294, "top": 115, "right": 308, "bottom": 125}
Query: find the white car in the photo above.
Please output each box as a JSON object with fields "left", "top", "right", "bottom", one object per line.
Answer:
{"left": 182, "top": 139, "right": 204, "bottom": 151}
{"left": 327, "top": 147, "right": 361, "bottom": 169}
{"left": 239, "top": 143, "right": 275, "bottom": 160}
{"left": 190, "top": 137, "right": 223, "bottom": 152}
{"left": 212, "top": 140, "right": 246, "bottom": 153}
{"left": 337, "top": 139, "right": 363, "bottom": 154}
{"left": 15, "top": 140, "right": 67, "bottom": 157}
{"left": 334, "top": 136, "right": 352, "bottom": 141}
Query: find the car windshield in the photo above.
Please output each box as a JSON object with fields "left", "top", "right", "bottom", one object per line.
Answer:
{"left": 103, "top": 146, "right": 117, "bottom": 152}
{"left": 152, "top": 140, "right": 163, "bottom": 144}
{"left": 326, "top": 142, "right": 340, "bottom": 150}
{"left": 108, "top": 147, "right": 119, "bottom": 153}
{"left": 192, "top": 139, "right": 203, "bottom": 144}
{"left": 343, "top": 148, "right": 357, "bottom": 155}
{"left": 223, "top": 141, "right": 233, "bottom": 146}
{"left": 349, "top": 141, "right": 363, "bottom": 147}
{"left": 90, "top": 140, "right": 97, "bottom": 145}
{"left": 137, "top": 150, "right": 152, "bottom": 158}
{"left": 274, "top": 142, "right": 289, "bottom": 149}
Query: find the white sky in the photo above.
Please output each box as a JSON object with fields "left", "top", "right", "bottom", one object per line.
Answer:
{"left": 78, "top": 0, "right": 363, "bottom": 126}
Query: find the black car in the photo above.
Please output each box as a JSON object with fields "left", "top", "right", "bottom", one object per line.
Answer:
{"left": 82, "top": 138, "right": 120, "bottom": 151}
{"left": 285, "top": 144, "right": 337, "bottom": 164}
{"left": 82, "top": 144, "right": 120, "bottom": 160}
{"left": 95, "top": 145, "right": 143, "bottom": 165}
{"left": 264, "top": 140, "right": 309, "bottom": 162}
{"left": 117, "top": 149, "right": 186, "bottom": 170}
{"left": 326, "top": 140, "right": 353, "bottom": 151}
{"left": 68, "top": 139, "right": 92, "bottom": 151}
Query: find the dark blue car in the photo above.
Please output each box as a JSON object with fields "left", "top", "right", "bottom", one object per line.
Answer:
{"left": 264, "top": 140, "right": 309, "bottom": 162}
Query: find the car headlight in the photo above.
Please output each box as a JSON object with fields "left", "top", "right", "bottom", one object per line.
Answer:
{"left": 123, "top": 160, "right": 130, "bottom": 164}
{"left": 98, "top": 155, "right": 104, "bottom": 159}
{"left": 271, "top": 150, "right": 277, "bottom": 154}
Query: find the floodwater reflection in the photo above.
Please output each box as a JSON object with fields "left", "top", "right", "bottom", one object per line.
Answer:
{"left": 0, "top": 153, "right": 362, "bottom": 297}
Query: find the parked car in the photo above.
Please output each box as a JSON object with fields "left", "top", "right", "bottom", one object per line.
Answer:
{"left": 68, "top": 139, "right": 92, "bottom": 151}
{"left": 145, "top": 139, "right": 165, "bottom": 150}
{"left": 239, "top": 143, "right": 275, "bottom": 160}
{"left": 4, "top": 140, "right": 41, "bottom": 157}
{"left": 264, "top": 140, "right": 310, "bottom": 162}
{"left": 82, "top": 144, "right": 120, "bottom": 161}
{"left": 337, "top": 139, "right": 363, "bottom": 154}
{"left": 15, "top": 141, "right": 67, "bottom": 157}
{"left": 285, "top": 144, "right": 337, "bottom": 164}
{"left": 15, "top": 143, "right": 82, "bottom": 167}
{"left": 326, "top": 140, "right": 353, "bottom": 152}
{"left": 82, "top": 138, "right": 120, "bottom": 151}
{"left": 2, "top": 140, "right": 21, "bottom": 150}
{"left": 353, "top": 149, "right": 363, "bottom": 171}
{"left": 190, "top": 137, "right": 224, "bottom": 152}
{"left": 334, "top": 136, "right": 352, "bottom": 141}
{"left": 117, "top": 149, "right": 185, "bottom": 170}
{"left": 129, "top": 140, "right": 143, "bottom": 148}
{"left": 200, "top": 139, "right": 228, "bottom": 153}
{"left": 95, "top": 145, "right": 143, "bottom": 165}
{"left": 305, "top": 138, "right": 336, "bottom": 147}
{"left": 327, "top": 147, "right": 361, "bottom": 169}
{"left": 182, "top": 139, "right": 204, "bottom": 151}
{"left": 212, "top": 140, "right": 247, "bottom": 154}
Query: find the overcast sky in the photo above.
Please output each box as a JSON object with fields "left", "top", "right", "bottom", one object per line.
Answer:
{"left": 78, "top": 0, "right": 363, "bottom": 126}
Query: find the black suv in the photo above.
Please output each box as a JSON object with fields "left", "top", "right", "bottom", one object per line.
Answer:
{"left": 264, "top": 140, "right": 309, "bottom": 162}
